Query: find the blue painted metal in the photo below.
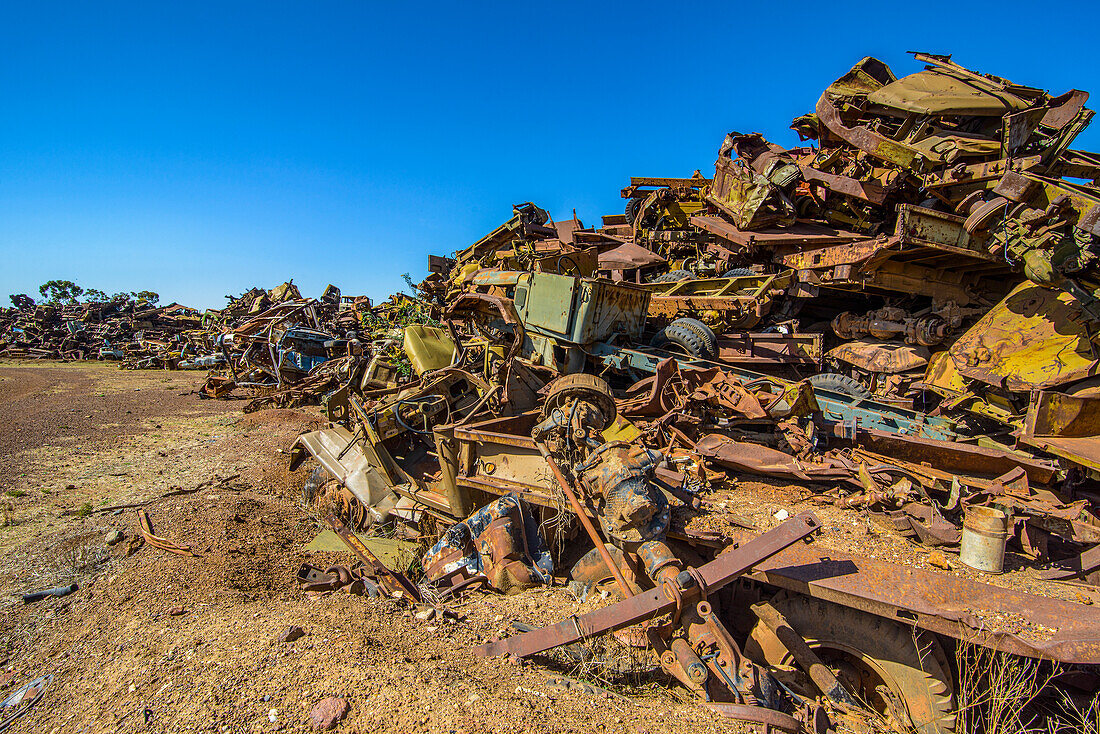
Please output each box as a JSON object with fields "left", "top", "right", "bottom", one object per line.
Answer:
{"left": 589, "top": 342, "right": 958, "bottom": 441}
{"left": 276, "top": 327, "right": 331, "bottom": 375}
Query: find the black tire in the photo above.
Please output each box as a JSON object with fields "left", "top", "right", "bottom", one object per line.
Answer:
{"left": 721, "top": 267, "right": 756, "bottom": 278}
{"left": 807, "top": 372, "right": 872, "bottom": 398}
{"left": 650, "top": 322, "right": 716, "bottom": 359}
{"left": 747, "top": 595, "right": 955, "bottom": 733}
{"left": 650, "top": 269, "right": 694, "bottom": 283}
{"left": 668, "top": 318, "right": 718, "bottom": 358}
{"left": 625, "top": 197, "right": 644, "bottom": 224}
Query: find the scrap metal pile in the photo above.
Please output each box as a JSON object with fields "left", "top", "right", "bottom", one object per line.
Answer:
{"left": 0, "top": 295, "right": 206, "bottom": 367}
{"left": 0, "top": 281, "right": 382, "bottom": 410}
{"left": 286, "top": 54, "right": 1100, "bottom": 734}
{"left": 195, "top": 280, "right": 369, "bottom": 407}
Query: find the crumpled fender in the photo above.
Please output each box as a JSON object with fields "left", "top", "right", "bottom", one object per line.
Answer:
{"left": 289, "top": 426, "right": 396, "bottom": 512}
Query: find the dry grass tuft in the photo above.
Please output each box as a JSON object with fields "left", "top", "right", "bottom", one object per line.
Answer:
{"left": 955, "top": 641, "right": 1058, "bottom": 734}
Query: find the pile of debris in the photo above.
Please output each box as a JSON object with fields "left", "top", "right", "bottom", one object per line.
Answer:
{"left": 195, "top": 281, "right": 377, "bottom": 410}
{"left": 0, "top": 294, "right": 204, "bottom": 366}
{"left": 0, "top": 282, "right": 380, "bottom": 412}
{"left": 280, "top": 53, "right": 1100, "bottom": 734}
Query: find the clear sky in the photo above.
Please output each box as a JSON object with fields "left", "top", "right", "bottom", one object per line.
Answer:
{"left": 2, "top": 1, "right": 1098, "bottom": 309}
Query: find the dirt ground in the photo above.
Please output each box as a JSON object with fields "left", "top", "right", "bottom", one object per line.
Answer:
{"left": 0, "top": 362, "right": 764, "bottom": 734}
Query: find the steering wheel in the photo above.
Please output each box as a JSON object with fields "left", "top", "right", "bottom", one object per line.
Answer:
{"left": 556, "top": 255, "right": 581, "bottom": 276}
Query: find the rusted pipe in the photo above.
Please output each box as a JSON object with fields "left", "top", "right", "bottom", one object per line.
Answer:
{"left": 750, "top": 601, "right": 858, "bottom": 707}
{"left": 535, "top": 442, "right": 633, "bottom": 598}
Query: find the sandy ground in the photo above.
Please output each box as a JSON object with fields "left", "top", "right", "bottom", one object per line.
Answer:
{"left": 0, "top": 362, "right": 760, "bottom": 734}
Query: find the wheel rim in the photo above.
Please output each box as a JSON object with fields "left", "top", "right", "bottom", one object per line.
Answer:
{"left": 786, "top": 642, "right": 912, "bottom": 729}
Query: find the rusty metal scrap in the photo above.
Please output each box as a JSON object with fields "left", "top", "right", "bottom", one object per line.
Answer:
{"left": 295, "top": 563, "right": 380, "bottom": 596}
{"left": 0, "top": 281, "right": 375, "bottom": 417}
{"left": 136, "top": 509, "right": 201, "bottom": 557}
{"left": 324, "top": 511, "right": 422, "bottom": 602}
{"left": 266, "top": 52, "right": 1100, "bottom": 733}
{"left": 474, "top": 512, "right": 820, "bottom": 654}
{"left": 0, "top": 297, "right": 205, "bottom": 364}
{"left": 14, "top": 48, "right": 1100, "bottom": 732}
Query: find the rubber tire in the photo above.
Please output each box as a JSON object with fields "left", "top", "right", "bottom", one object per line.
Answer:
{"left": 650, "top": 322, "right": 716, "bottom": 359}
{"left": 746, "top": 595, "right": 956, "bottom": 734}
{"left": 919, "top": 197, "right": 948, "bottom": 212}
{"left": 667, "top": 318, "right": 718, "bottom": 358}
{"left": 807, "top": 372, "right": 872, "bottom": 399}
{"left": 721, "top": 267, "right": 756, "bottom": 278}
{"left": 625, "top": 197, "right": 644, "bottom": 224}
{"left": 650, "top": 269, "right": 694, "bottom": 283}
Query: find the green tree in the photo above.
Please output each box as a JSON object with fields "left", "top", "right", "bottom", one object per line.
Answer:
{"left": 9, "top": 294, "right": 36, "bottom": 309}
{"left": 131, "top": 290, "right": 160, "bottom": 305}
{"left": 38, "top": 280, "right": 84, "bottom": 304}
{"left": 83, "top": 289, "right": 109, "bottom": 303}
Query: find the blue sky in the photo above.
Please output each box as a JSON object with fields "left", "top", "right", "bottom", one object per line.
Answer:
{"left": 2, "top": 1, "right": 1098, "bottom": 309}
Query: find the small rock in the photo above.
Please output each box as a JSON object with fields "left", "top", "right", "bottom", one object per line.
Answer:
{"left": 168, "top": 606, "right": 186, "bottom": 616}
{"left": 927, "top": 550, "right": 951, "bottom": 570}
{"left": 414, "top": 607, "right": 436, "bottom": 622}
{"left": 773, "top": 509, "right": 789, "bottom": 521}
{"left": 276, "top": 625, "right": 305, "bottom": 643}
{"left": 309, "top": 697, "right": 349, "bottom": 731}
{"left": 106, "top": 529, "right": 125, "bottom": 546}
{"left": 268, "top": 708, "right": 278, "bottom": 723}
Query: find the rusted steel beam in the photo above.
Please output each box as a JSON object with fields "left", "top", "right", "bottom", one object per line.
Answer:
{"left": 850, "top": 428, "right": 1058, "bottom": 485}
{"left": 751, "top": 602, "right": 859, "bottom": 707}
{"left": 451, "top": 426, "right": 536, "bottom": 450}
{"left": 778, "top": 238, "right": 889, "bottom": 271}
{"left": 690, "top": 215, "right": 863, "bottom": 248}
{"left": 703, "top": 703, "right": 802, "bottom": 732}
{"left": 536, "top": 443, "right": 632, "bottom": 598}
{"left": 627, "top": 176, "right": 710, "bottom": 188}
{"left": 324, "top": 512, "right": 422, "bottom": 602}
{"left": 473, "top": 512, "right": 821, "bottom": 658}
